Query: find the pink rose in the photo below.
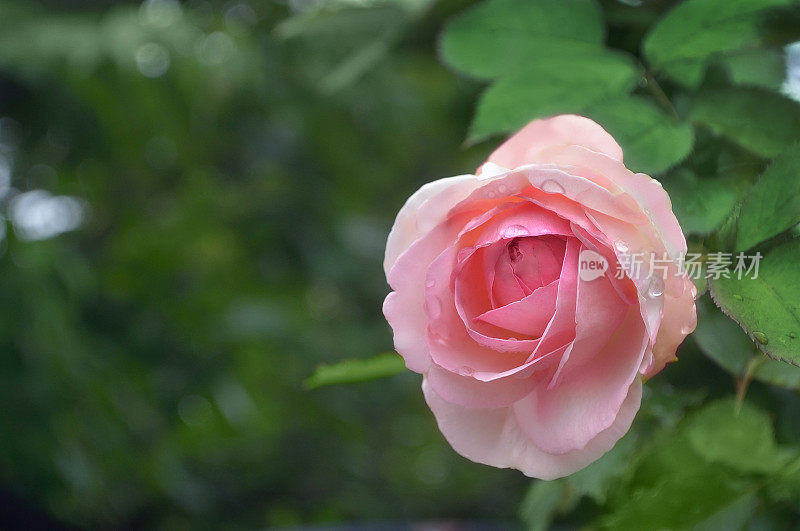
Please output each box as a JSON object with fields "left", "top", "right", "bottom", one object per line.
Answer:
{"left": 383, "top": 115, "right": 697, "bottom": 479}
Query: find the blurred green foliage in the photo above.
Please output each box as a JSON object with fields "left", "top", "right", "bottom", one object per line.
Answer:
{"left": 0, "top": 0, "right": 529, "bottom": 527}
{"left": 3, "top": 0, "right": 800, "bottom": 529}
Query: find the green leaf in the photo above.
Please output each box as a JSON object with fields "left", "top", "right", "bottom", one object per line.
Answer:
{"left": 469, "top": 51, "right": 640, "bottom": 141}
{"left": 685, "top": 398, "right": 795, "bottom": 474}
{"left": 275, "top": 5, "right": 407, "bottom": 91}
{"left": 439, "top": 0, "right": 605, "bottom": 79}
{"left": 643, "top": 0, "right": 797, "bottom": 87}
{"left": 694, "top": 296, "right": 800, "bottom": 388}
{"left": 731, "top": 143, "right": 800, "bottom": 251}
{"left": 586, "top": 97, "right": 695, "bottom": 175}
{"left": 600, "top": 398, "right": 783, "bottom": 530}
{"left": 708, "top": 238, "right": 800, "bottom": 365}
{"left": 693, "top": 492, "right": 758, "bottom": 531}
{"left": 566, "top": 431, "right": 638, "bottom": 504}
{"left": 304, "top": 353, "right": 406, "bottom": 389}
{"left": 691, "top": 88, "right": 800, "bottom": 159}
{"left": 599, "top": 439, "right": 748, "bottom": 530}
{"left": 718, "top": 48, "right": 787, "bottom": 91}
{"left": 519, "top": 432, "right": 638, "bottom": 530}
{"left": 518, "top": 480, "right": 574, "bottom": 531}
{"left": 662, "top": 169, "right": 737, "bottom": 235}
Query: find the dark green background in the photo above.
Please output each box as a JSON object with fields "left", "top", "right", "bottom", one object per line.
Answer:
{"left": 3, "top": 0, "right": 800, "bottom": 529}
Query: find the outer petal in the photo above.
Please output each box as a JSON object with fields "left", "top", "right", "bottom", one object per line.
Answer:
{"left": 513, "top": 290, "right": 647, "bottom": 455}
{"left": 532, "top": 144, "right": 687, "bottom": 259}
{"left": 648, "top": 276, "right": 697, "bottom": 375}
{"left": 426, "top": 364, "right": 536, "bottom": 409}
{"left": 384, "top": 174, "right": 480, "bottom": 276}
{"left": 384, "top": 209, "right": 481, "bottom": 373}
{"left": 483, "top": 115, "right": 624, "bottom": 171}
{"left": 423, "top": 375, "right": 642, "bottom": 480}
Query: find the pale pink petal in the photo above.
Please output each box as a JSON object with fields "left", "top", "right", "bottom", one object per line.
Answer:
{"left": 451, "top": 166, "right": 647, "bottom": 227}
{"left": 422, "top": 375, "right": 642, "bottom": 480}
{"left": 529, "top": 238, "right": 580, "bottom": 360}
{"left": 384, "top": 208, "right": 481, "bottom": 373}
{"left": 484, "top": 115, "right": 624, "bottom": 171}
{"left": 533, "top": 145, "right": 687, "bottom": 260}
{"left": 385, "top": 174, "right": 483, "bottom": 276}
{"left": 490, "top": 250, "right": 530, "bottom": 308}
{"left": 648, "top": 276, "right": 697, "bottom": 375}
{"left": 471, "top": 202, "right": 573, "bottom": 247}
{"left": 427, "top": 364, "right": 535, "bottom": 409}
{"left": 451, "top": 245, "right": 543, "bottom": 352}
{"left": 548, "top": 264, "right": 630, "bottom": 388}
{"left": 476, "top": 280, "right": 559, "bottom": 338}
{"left": 513, "top": 305, "right": 647, "bottom": 455}
{"left": 509, "top": 237, "right": 565, "bottom": 290}
{"left": 425, "top": 244, "right": 534, "bottom": 373}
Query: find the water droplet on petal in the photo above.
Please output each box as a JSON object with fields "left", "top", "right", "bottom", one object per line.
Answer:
{"left": 425, "top": 279, "right": 435, "bottom": 288}
{"left": 614, "top": 241, "right": 629, "bottom": 254}
{"left": 647, "top": 276, "right": 664, "bottom": 298}
{"left": 753, "top": 331, "right": 768, "bottom": 345}
{"left": 540, "top": 179, "right": 565, "bottom": 194}
{"left": 733, "top": 294, "right": 744, "bottom": 301}
{"left": 498, "top": 184, "right": 508, "bottom": 193}
{"left": 457, "top": 247, "right": 474, "bottom": 262}
{"left": 458, "top": 366, "right": 475, "bottom": 377}
{"left": 487, "top": 191, "right": 497, "bottom": 199}
{"left": 681, "top": 311, "right": 697, "bottom": 335}
{"left": 426, "top": 297, "right": 442, "bottom": 319}
{"left": 503, "top": 224, "right": 529, "bottom": 238}
{"left": 429, "top": 330, "right": 448, "bottom": 345}
{"left": 690, "top": 284, "right": 698, "bottom": 299}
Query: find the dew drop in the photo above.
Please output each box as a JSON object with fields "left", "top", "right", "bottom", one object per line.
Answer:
{"left": 690, "top": 285, "right": 698, "bottom": 299}
{"left": 614, "top": 241, "right": 629, "bottom": 254}
{"left": 504, "top": 224, "right": 530, "bottom": 238}
{"left": 430, "top": 330, "right": 448, "bottom": 345}
{"left": 425, "top": 279, "right": 436, "bottom": 288}
{"left": 457, "top": 247, "right": 474, "bottom": 262}
{"left": 458, "top": 366, "right": 475, "bottom": 376}
{"left": 647, "top": 276, "right": 664, "bottom": 298}
{"left": 753, "top": 331, "right": 768, "bottom": 345}
{"left": 733, "top": 294, "right": 744, "bottom": 301}
{"left": 540, "top": 179, "right": 565, "bottom": 194}
{"left": 487, "top": 191, "right": 497, "bottom": 199}
{"left": 681, "top": 312, "right": 697, "bottom": 335}
{"left": 498, "top": 184, "right": 508, "bottom": 193}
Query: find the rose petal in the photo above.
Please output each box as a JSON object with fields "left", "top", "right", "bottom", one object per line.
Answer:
{"left": 476, "top": 279, "right": 559, "bottom": 338}
{"left": 427, "top": 364, "right": 536, "bottom": 409}
{"left": 649, "top": 276, "right": 697, "bottom": 375}
{"left": 385, "top": 174, "right": 479, "bottom": 275}
{"left": 513, "top": 305, "right": 647, "bottom": 455}
{"left": 385, "top": 208, "right": 482, "bottom": 373}
{"left": 483, "top": 115, "right": 624, "bottom": 171}
{"left": 422, "top": 375, "right": 642, "bottom": 480}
